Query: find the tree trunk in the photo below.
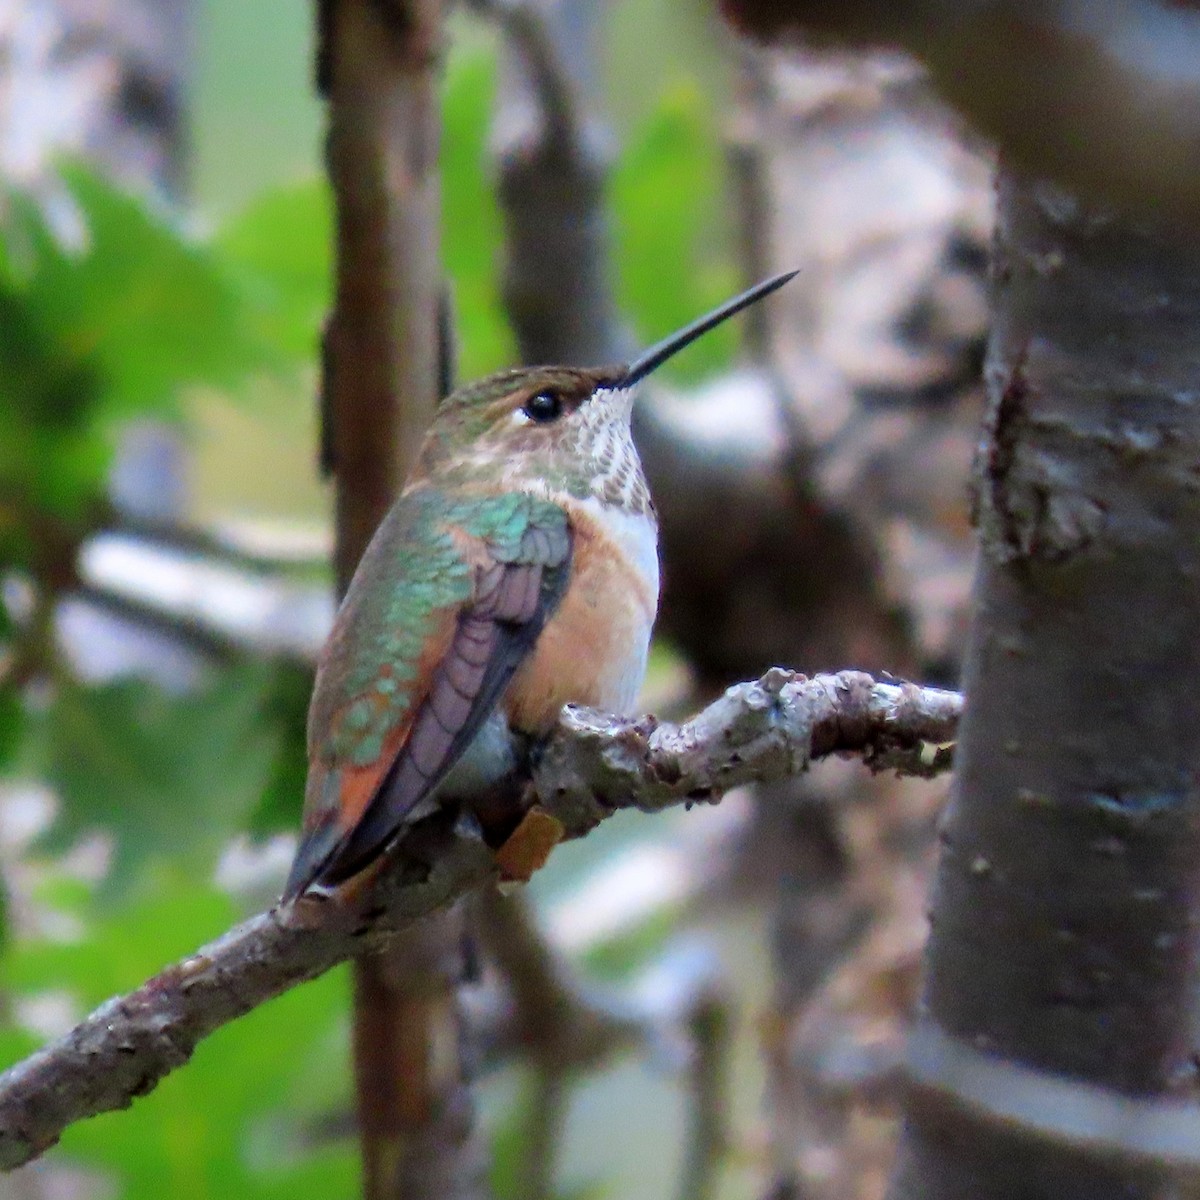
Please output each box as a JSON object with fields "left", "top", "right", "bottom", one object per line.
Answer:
{"left": 320, "top": 3, "right": 486, "bottom": 1198}
{"left": 888, "top": 171, "right": 1200, "bottom": 1198}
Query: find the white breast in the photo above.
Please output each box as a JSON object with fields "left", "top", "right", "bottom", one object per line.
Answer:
{"left": 573, "top": 495, "right": 660, "bottom": 616}
{"left": 502, "top": 493, "right": 660, "bottom": 731}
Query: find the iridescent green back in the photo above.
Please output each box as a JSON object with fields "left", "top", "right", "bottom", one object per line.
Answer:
{"left": 309, "top": 488, "right": 570, "bottom": 768}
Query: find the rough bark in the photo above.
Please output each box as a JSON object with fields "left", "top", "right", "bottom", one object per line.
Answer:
{"left": 0, "top": 669, "right": 960, "bottom": 1170}
{"left": 887, "top": 173, "right": 1200, "bottom": 1199}
{"left": 319, "top": 3, "right": 483, "bottom": 1198}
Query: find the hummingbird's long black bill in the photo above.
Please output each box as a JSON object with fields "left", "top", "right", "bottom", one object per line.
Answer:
{"left": 619, "top": 269, "right": 798, "bottom": 388}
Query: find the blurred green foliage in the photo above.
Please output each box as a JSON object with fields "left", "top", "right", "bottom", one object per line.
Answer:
{"left": 216, "top": 180, "right": 333, "bottom": 363}
{"left": 0, "top": 25, "right": 729, "bottom": 1200}
{"left": 34, "top": 668, "right": 280, "bottom": 901}
{"left": 613, "top": 78, "right": 735, "bottom": 383}
{"left": 0, "top": 171, "right": 274, "bottom": 537}
{"left": 6, "top": 881, "right": 355, "bottom": 1197}
{"left": 441, "top": 49, "right": 518, "bottom": 381}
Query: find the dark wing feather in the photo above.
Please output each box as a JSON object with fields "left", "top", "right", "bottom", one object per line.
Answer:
{"left": 298, "top": 539, "right": 570, "bottom": 892}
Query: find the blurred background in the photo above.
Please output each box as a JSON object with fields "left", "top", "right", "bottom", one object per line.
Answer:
{"left": 0, "top": 1, "right": 990, "bottom": 1197}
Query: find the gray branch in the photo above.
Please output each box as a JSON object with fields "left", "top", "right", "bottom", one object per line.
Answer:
{"left": 0, "top": 669, "right": 959, "bottom": 1171}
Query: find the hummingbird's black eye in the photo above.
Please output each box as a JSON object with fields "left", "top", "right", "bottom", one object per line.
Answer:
{"left": 523, "top": 390, "right": 563, "bottom": 424}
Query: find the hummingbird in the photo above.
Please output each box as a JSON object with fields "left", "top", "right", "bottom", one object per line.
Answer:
{"left": 283, "top": 271, "right": 796, "bottom": 901}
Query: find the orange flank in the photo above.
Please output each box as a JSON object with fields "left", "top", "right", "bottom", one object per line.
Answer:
{"left": 505, "top": 502, "right": 656, "bottom": 736}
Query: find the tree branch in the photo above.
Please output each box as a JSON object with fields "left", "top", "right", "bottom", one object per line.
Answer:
{"left": 0, "top": 669, "right": 959, "bottom": 1170}
{"left": 720, "top": 0, "right": 1200, "bottom": 229}
{"left": 487, "top": 0, "right": 629, "bottom": 367}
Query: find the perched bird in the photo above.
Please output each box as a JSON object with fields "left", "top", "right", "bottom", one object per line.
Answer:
{"left": 284, "top": 271, "right": 796, "bottom": 901}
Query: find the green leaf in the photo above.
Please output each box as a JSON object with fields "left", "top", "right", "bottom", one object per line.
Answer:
{"left": 0, "top": 588, "right": 21, "bottom": 771}
{"left": 34, "top": 667, "right": 282, "bottom": 900}
{"left": 3, "top": 880, "right": 355, "bottom": 1199}
{"left": 0, "top": 1025, "right": 37, "bottom": 1070}
{"left": 0, "top": 260, "right": 110, "bottom": 521}
{"left": 216, "top": 180, "right": 333, "bottom": 362}
{"left": 580, "top": 907, "right": 678, "bottom": 980}
{"left": 0, "top": 168, "right": 284, "bottom": 524}
{"left": 611, "top": 81, "right": 737, "bottom": 383}
{"left": 23, "top": 168, "right": 273, "bottom": 414}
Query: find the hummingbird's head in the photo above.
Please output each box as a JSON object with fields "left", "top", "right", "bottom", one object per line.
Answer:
{"left": 410, "top": 270, "right": 798, "bottom": 511}
{"left": 413, "top": 362, "right": 646, "bottom": 509}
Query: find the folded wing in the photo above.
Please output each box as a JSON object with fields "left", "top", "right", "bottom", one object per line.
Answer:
{"left": 284, "top": 494, "right": 572, "bottom": 899}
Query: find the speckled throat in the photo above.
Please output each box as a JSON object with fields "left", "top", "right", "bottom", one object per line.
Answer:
{"left": 521, "top": 386, "right": 655, "bottom": 517}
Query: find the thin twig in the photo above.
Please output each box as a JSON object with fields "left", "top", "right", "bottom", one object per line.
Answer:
{"left": 521, "top": 1066, "right": 568, "bottom": 1200}
{"left": 476, "top": 890, "right": 735, "bottom": 1200}
{"left": 726, "top": 44, "right": 774, "bottom": 360}
{"left": 70, "top": 584, "right": 252, "bottom": 664}
{"left": 0, "top": 669, "right": 959, "bottom": 1169}
{"left": 474, "top": 890, "right": 597, "bottom": 1200}
{"left": 100, "top": 512, "right": 329, "bottom": 576}
{"left": 678, "top": 991, "right": 731, "bottom": 1200}
{"left": 475, "top": 889, "right": 633, "bottom": 1066}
